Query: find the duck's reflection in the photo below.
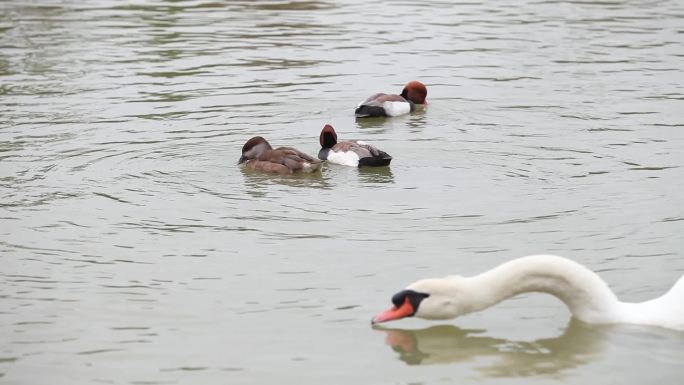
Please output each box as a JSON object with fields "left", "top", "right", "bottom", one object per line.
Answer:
{"left": 358, "top": 166, "right": 394, "bottom": 184}
{"left": 240, "top": 167, "right": 331, "bottom": 198}
{"left": 375, "top": 319, "right": 608, "bottom": 377}
{"left": 354, "top": 105, "right": 428, "bottom": 131}
{"left": 406, "top": 108, "right": 428, "bottom": 132}
{"left": 355, "top": 116, "right": 392, "bottom": 130}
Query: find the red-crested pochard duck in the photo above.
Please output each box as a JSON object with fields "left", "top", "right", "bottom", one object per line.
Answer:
{"left": 355, "top": 80, "right": 427, "bottom": 118}
{"left": 318, "top": 124, "right": 392, "bottom": 167}
{"left": 238, "top": 136, "right": 322, "bottom": 174}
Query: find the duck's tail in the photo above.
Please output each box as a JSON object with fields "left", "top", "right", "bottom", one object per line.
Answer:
{"left": 355, "top": 105, "right": 387, "bottom": 118}
{"left": 359, "top": 151, "right": 392, "bottom": 167}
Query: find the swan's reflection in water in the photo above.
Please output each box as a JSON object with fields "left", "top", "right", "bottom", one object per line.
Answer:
{"left": 375, "top": 319, "right": 608, "bottom": 377}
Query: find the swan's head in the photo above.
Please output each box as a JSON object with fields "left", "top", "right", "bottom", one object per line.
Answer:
{"left": 372, "top": 277, "right": 468, "bottom": 324}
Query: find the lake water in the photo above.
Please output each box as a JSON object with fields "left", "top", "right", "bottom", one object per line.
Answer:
{"left": 1, "top": 0, "right": 683, "bottom": 384}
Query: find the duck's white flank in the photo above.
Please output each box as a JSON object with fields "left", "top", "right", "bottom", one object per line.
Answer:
{"left": 301, "top": 162, "right": 318, "bottom": 172}
{"left": 382, "top": 101, "right": 411, "bottom": 117}
{"left": 407, "top": 255, "right": 684, "bottom": 330}
{"left": 327, "top": 150, "right": 360, "bottom": 167}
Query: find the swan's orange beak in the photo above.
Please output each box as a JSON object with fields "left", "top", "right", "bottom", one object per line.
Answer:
{"left": 371, "top": 297, "right": 414, "bottom": 324}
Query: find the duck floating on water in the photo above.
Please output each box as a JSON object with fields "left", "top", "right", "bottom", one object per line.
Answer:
{"left": 318, "top": 124, "right": 392, "bottom": 167}
{"left": 238, "top": 136, "right": 322, "bottom": 174}
{"left": 355, "top": 80, "right": 427, "bottom": 118}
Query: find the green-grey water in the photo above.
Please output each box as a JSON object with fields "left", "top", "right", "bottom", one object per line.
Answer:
{"left": 1, "top": 1, "right": 683, "bottom": 384}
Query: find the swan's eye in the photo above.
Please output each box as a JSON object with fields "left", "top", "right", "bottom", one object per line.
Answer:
{"left": 391, "top": 290, "right": 430, "bottom": 311}
{"left": 391, "top": 290, "right": 408, "bottom": 308}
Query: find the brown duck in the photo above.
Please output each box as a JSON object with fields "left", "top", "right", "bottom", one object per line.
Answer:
{"left": 238, "top": 136, "right": 322, "bottom": 174}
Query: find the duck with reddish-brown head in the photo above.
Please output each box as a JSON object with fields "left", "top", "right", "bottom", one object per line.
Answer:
{"left": 318, "top": 124, "right": 392, "bottom": 167}
{"left": 355, "top": 81, "right": 427, "bottom": 118}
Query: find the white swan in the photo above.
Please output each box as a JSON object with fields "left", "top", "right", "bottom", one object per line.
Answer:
{"left": 372, "top": 255, "right": 684, "bottom": 331}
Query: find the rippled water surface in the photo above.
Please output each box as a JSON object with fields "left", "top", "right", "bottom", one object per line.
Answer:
{"left": 2, "top": 1, "right": 684, "bottom": 384}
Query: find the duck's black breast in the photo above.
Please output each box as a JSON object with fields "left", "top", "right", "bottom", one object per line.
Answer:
{"left": 318, "top": 147, "right": 331, "bottom": 160}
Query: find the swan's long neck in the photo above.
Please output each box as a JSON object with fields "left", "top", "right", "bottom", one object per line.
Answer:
{"left": 464, "top": 255, "right": 622, "bottom": 323}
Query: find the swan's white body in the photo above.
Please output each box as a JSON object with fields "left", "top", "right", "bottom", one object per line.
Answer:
{"left": 401, "top": 255, "right": 684, "bottom": 330}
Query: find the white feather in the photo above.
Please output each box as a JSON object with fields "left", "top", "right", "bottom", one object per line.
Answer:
{"left": 382, "top": 101, "right": 411, "bottom": 117}
{"left": 301, "top": 162, "right": 315, "bottom": 172}
{"left": 327, "top": 150, "right": 360, "bottom": 167}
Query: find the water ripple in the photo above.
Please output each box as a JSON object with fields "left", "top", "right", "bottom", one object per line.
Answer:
{"left": 1, "top": 0, "right": 683, "bottom": 384}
